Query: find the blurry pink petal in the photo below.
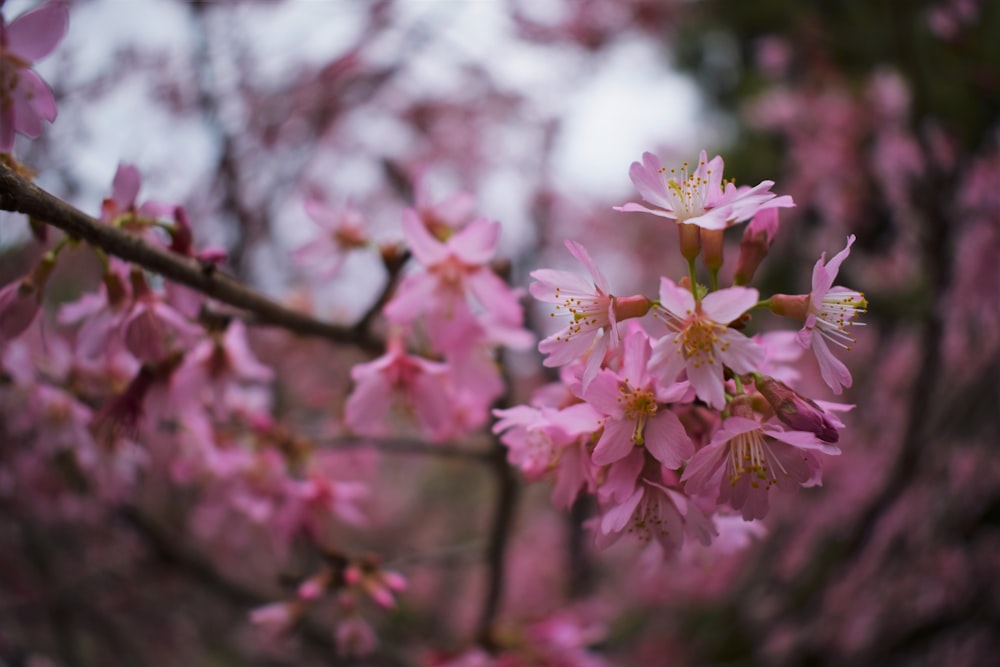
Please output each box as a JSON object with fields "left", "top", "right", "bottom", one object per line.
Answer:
{"left": 7, "top": 3, "right": 69, "bottom": 61}
{"left": 448, "top": 217, "right": 499, "bottom": 265}
{"left": 111, "top": 163, "right": 142, "bottom": 210}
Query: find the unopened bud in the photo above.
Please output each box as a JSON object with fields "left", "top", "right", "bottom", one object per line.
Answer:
{"left": 700, "top": 228, "right": 725, "bottom": 272}
{"left": 612, "top": 294, "right": 652, "bottom": 322}
{"left": 678, "top": 223, "right": 701, "bottom": 261}
{"left": 734, "top": 208, "right": 780, "bottom": 285}
{"left": 769, "top": 293, "right": 810, "bottom": 321}
{"left": 756, "top": 375, "right": 839, "bottom": 443}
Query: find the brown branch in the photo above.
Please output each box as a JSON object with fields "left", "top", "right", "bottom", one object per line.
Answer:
{"left": 475, "top": 437, "right": 520, "bottom": 649}
{"left": 325, "top": 434, "right": 493, "bottom": 462}
{"left": 0, "top": 162, "right": 381, "bottom": 351}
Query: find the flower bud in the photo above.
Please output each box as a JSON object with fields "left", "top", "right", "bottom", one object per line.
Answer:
{"left": 700, "top": 228, "right": 725, "bottom": 271}
{"left": 756, "top": 375, "right": 839, "bottom": 443}
{"left": 768, "top": 293, "right": 810, "bottom": 321}
{"left": 678, "top": 222, "right": 701, "bottom": 261}
{"left": 734, "top": 208, "right": 780, "bottom": 285}
{"left": 612, "top": 294, "right": 652, "bottom": 322}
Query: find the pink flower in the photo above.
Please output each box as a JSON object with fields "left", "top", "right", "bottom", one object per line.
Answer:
{"left": 344, "top": 335, "right": 454, "bottom": 440}
{"left": 651, "top": 279, "right": 764, "bottom": 410}
{"left": 770, "top": 235, "right": 867, "bottom": 394}
{"left": 99, "top": 162, "right": 174, "bottom": 224}
{"left": 799, "top": 235, "right": 867, "bottom": 393}
{"left": 412, "top": 174, "right": 477, "bottom": 236}
{"left": 121, "top": 275, "right": 202, "bottom": 365}
{"left": 682, "top": 412, "right": 840, "bottom": 520}
{"left": 384, "top": 210, "right": 523, "bottom": 329}
{"left": 171, "top": 321, "right": 273, "bottom": 417}
{"left": 291, "top": 198, "right": 368, "bottom": 278}
{"left": 584, "top": 328, "right": 694, "bottom": 467}
{"left": 595, "top": 469, "right": 714, "bottom": 554}
{"left": 616, "top": 150, "right": 794, "bottom": 230}
{"left": 0, "top": 2, "right": 68, "bottom": 151}
{"left": 530, "top": 240, "right": 651, "bottom": 388}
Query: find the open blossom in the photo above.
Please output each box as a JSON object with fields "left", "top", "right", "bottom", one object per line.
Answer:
{"left": 615, "top": 150, "right": 794, "bottom": 230}
{"left": 344, "top": 335, "right": 454, "bottom": 440}
{"left": 651, "top": 279, "right": 765, "bottom": 410}
{"left": 530, "top": 240, "right": 651, "bottom": 388}
{"left": 584, "top": 329, "right": 694, "bottom": 467}
{"left": 595, "top": 456, "right": 714, "bottom": 554}
{"left": 0, "top": 2, "right": 68, "bottom": 151}
{"left": 384, "top": 210, "right": 523, "bottom": 328}
{"left": 682, "top": 407, "right": 841, "bottom": 520}
{"left": 291, "top": 198, "right": 368, "bottom": 278}
{"left": 770, "top": 235, "right": 867, "bottom": 394}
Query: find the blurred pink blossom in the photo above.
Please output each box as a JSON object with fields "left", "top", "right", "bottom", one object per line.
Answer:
{"left": 0, "top": 1, "right": 67, "bottom": 151}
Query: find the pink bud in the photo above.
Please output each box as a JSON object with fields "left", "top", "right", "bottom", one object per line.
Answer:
{"left": 756, "top": 375, "right": 840, "bottom": 443}
{"left": 734, "top": 208, "right": 780, "bottom": 285}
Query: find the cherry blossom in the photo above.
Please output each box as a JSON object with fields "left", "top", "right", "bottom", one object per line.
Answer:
{"left": 0, "top": 1, "right": 68, "bottom": 151}
{"left": 530, "top": 240, "right": 651, "bottom": 388}
{"left": 770, "top": 235, "right": 868, "bottom": 394}
{"left": 682, "top": 406, "right": 840, "bottom": 520}
{"left": 384, "top": 210, "right": 524, "bottom": 331}
{"left": 584, "top": 328, "right": 694, "bottom": 467}
{"left": 616, "top": 150, "right": 794, "bottom": 230}
{"left": 651, "top": 278, "right": 764, "bottom": 410}
{"left": 344, "top": 335, "right": 454, "bottom": 441}
{"left": 291, "top": 198, "right": 368, "bottom": 278}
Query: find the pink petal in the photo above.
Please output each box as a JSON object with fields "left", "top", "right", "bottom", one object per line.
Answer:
{"left": 112, "top": 163, "right": 142, "bottom": 210}
{"left": 565, "top": 240, "right": 610, "bottom": 295}
{"left": 581, "top": 369, "right": 625, "bottom": 416}
{"left": 716, "top": 329, "right": 765, "bottom": 374}
{"left": 591, "top": 418, "right": 636, "bottom": 466}
{"left": 448, "top": 217, "right": 498, "bottom": 266}
{"left": 345, "top": 374, "right": 391, "bottom": 434}
{"left": 643, "top": 410, "right": 693, "bottom": 469}
{"left": 621, "top": 328, "right": 650, "bottom": 385}
{"left": 613, "top": 201, "right": 677, "bottom": 220}
{"left": 658, "top": 277, "right": 695, "bottom": 317}
{"left": 811, "top": 334, "right": 853, "bottom": 394}
{"left": 401, "top": 208, "right": 447, "bottom": 266}
{"left": 687, "top": 359, "right": 726, "bottom": 410}
{"left": 701, "top": 286, "right": 759, "bottom": 323}
{"left": 466, "top": 269, "right": 522, "bottom": 325}
{"left": 7, "top": 3, "right": 69, "bottom": 62}
{"left": 600, "top": 486, "right": 644, "bottom": 535}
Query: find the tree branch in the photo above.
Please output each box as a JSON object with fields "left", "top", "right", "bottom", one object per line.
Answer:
{"left": 0, "top": 162, "right": 381, "bottom": 351}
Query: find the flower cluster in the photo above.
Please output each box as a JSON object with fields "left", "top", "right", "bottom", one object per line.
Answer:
{"left": 497, "top": 150, "right": 866, "bottom": 556}
{"left": 343, "top": 195, "right": 532, "bottom": 442}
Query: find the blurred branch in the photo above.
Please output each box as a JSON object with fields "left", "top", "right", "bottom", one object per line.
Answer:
{"left": 0, "top": 162, "right": 381, "bottom": 351}
{"left": 475, "top": 437, "right": 520, "bottom": 649}
{"left": 326, "top": 434, "right": 493, "bottom": 462}
{"left": 117, "top": 506, "right": 358, "bottom": 663}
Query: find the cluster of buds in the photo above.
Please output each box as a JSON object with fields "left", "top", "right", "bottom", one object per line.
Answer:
{"left": 496, "top": 150, "right": 867, "bottom": 556}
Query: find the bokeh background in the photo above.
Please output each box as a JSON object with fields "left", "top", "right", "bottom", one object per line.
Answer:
{"left": 2, "top": 0, "right": 1000, "bottom": 665}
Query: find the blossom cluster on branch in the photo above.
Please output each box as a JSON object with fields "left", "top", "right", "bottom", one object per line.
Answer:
{"left": 496, "top": 150, "right": 866, "bottom": 560}
{"left": 0, "top": 2, "right": 882, "bottom": 664}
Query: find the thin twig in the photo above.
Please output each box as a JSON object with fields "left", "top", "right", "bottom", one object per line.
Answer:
{"left": 0, "top": 163, "right": 380, "bottom": 351}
